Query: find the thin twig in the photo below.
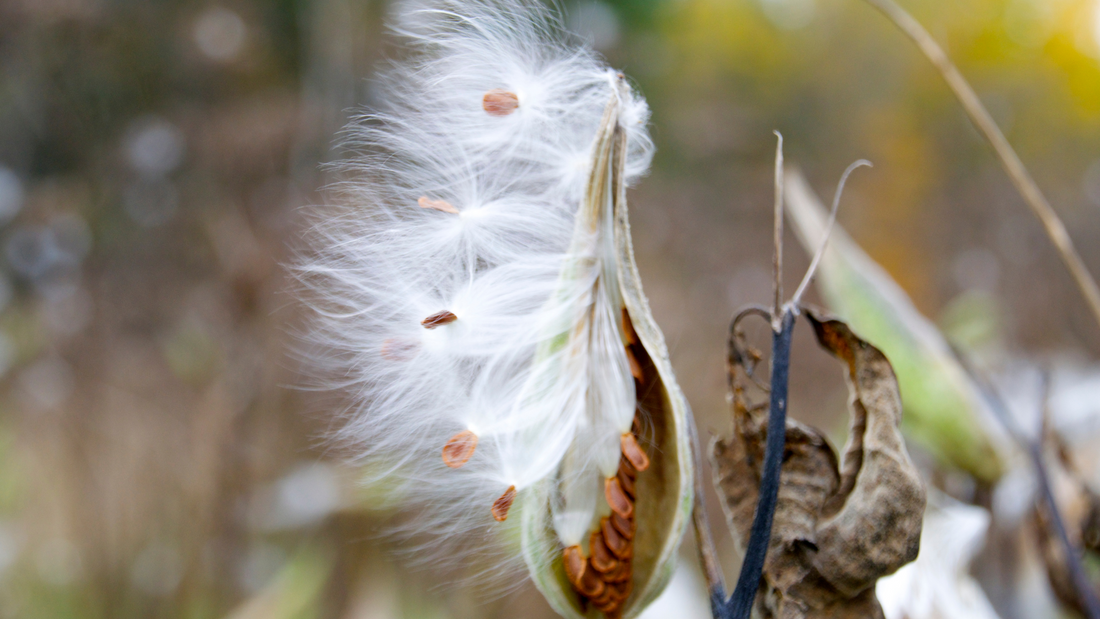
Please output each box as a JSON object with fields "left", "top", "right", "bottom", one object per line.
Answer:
{"left": 790, "top": 159, "right": 872, "bottom": 307}
{"left": 859, "top": 0, "right": 1100, "bottom": 335}
{"left": 772, "top": 131, "right": 785, "bottom": 330}
{"left": 952, "top": 350, "right": 1100, "bottom": 619}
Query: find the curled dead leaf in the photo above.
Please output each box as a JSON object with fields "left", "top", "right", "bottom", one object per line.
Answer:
{"left": 712, "top": 307, "right": 925, "bottom": 618}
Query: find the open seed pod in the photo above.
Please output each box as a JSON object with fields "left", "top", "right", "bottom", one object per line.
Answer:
{"left": 520, "top": 84, "right": 694, "bottom": 619}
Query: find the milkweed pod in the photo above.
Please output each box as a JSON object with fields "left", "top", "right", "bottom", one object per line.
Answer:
{"left": 521, "top": 86, "right": 693, "bottom": 618}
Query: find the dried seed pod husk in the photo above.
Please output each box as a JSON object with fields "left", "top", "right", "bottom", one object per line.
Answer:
{"left": 521, "top": 87, "right": 693, "bottom": 618}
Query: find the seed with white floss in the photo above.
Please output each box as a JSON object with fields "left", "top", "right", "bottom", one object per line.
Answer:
{"left": 418, "top": 196, "right": 460, "bottom": 214}
{"left": 482, "top": 89, "right": 520, "bottom": 116}
{"left": 442, "top": 430, "right": 478, "bottom": 468}
{"left": 491, "top": 485, "right": 517, "bottom": 522}
{"left": 380, "top": 338, "right": 419, "bottom": 361}
{"left": 420, "top": 310, "right": 458, "bottom": 329}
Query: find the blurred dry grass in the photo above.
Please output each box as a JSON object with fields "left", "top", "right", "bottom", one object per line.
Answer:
{"left": 0, "top": 0, "right": 1098, "bottom": 617}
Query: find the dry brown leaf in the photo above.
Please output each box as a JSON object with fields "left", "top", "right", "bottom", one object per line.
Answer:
{"left": 712, "top": 307, "right": 925, "bottom": 618}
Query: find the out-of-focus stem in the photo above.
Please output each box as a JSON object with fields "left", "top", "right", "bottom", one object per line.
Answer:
{"left": 772, "top": 132, "right": 785, "bottom": 330}
{"left": 688, "top": 410, "right": 730, "bottom": 617}
{"left": 953, "top": 349, "right": 1100, "bottom": 619}
{"left": 860, "top": 0, "right": 1100, "bottom": 337}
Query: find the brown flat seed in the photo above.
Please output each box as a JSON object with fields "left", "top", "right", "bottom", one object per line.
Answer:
{"left": 491, "top": 485, "right": 516, "bottom": 522}
{"left": 441, "top": 430, "right": 478, "bottom": 468}
{"left": 621, "top": 432, "right": 650, "bottom": 472}
{"left": 605, "top": 477, "right": 633, "bottom": 519}
{"left": 594, "top": 592, "right": 624, "bottom": 616}
{"left": 619, "top": 579, "right": 633, "bottom": 601}
{"left": 626, "top": 346, "right": 644, "bottom": 383}
{"left": 609, "top": 579, "right": 631, "bottom": 603}
{"left": 562, "top": 545, "right": 587, "bottom": 587}
{"left": 594, "top": 602, "right": 620, "bottom": 616}
{"left": 380, "top": 338, "right": 418, "bottom": 361}
{"left": 592, "top": 597, "right": 617, "bottom": 613}
{"left": 618, "top": 467, "right": 636, "bottom": 498}
{"left": 601, "top": 517, "right": 629, "bottom": 558}
{"left": 590, "top": 577, "right": 616, "bottom": 606}
{"left": 603, "top": 556, "right": 629, "bottom": 582}
{"left": 482, "top": 89, "right": 519, "bottom": 116}
{"left": 421, "top": 310, "right": 458, "bottom": 329}
{"left": 603, "top": 561, "right": 625, "bottom": 583}
{"left": 611, "top": 511, "right": 635, "bottom": 540}
{"left": 417, "top": 196, "right": 459, "bottom": 214}
{"left": 619, "top": 454, "right": 637, "bottom": 479}
{"left": 593, "top": 600, "right": 615, "bottom": 613}
{"left": 589, "top": 531, "right": 618, "bottom": 573}
{"left": 621, "top": 308, "right": 638, "bottom": 345}
{"left": 577, "top": 563, "right": 605, "bottom": 597}
{"left": 608, "top": 560, "right": 632, "bottom": 583}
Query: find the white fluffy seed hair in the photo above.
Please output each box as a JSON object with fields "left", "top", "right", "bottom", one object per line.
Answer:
{"left": 297, "top": 0, "right": 654, "bottom": 574}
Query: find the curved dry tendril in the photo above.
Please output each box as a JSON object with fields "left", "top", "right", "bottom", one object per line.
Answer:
{"left": 789, "top": 159, "right": 872, "bottom": 307}
{"left": 727, "top": 305, "right": 772, "bottom": 394}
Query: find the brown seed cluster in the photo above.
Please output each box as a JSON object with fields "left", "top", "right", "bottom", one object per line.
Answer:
{"left": 562, "top": 428, "right": 647, "bottom": 618}
{"left": 561, "top": 311, "right": 651, "bottom": 618}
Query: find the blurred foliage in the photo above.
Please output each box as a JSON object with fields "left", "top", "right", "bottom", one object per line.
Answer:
{"left": 0, "top": 0, "right": 1098, "bottom": 617}
{"left": 785, "top": 170, "right": 1006, "bottom": 482}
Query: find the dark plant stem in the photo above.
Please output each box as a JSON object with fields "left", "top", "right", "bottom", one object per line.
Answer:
{"left": 721, "top": 308, "right": 795, "bottom": 619}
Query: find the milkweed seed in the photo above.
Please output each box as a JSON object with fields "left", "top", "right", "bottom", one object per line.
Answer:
{"left": 620, "top": 432, "right": 650, "bottom": 472}
{"left": 491, "top": 485, "right": 517, "bottom": 522}
{"left": 441, "top": 430, "right": 478, "bottom": 468}
{"left": 482, "top": 89, "right": 519, "bottom": 116}
{"left": 417, "top": 196, "right": 459, "bottom": 214}
{"left": 421, "top": 310, "right": 458, "bottom": 329}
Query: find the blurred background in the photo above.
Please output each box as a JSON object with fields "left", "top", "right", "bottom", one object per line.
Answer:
{"left": 1, "top": 0, "right": 1099, "bottom": 617}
